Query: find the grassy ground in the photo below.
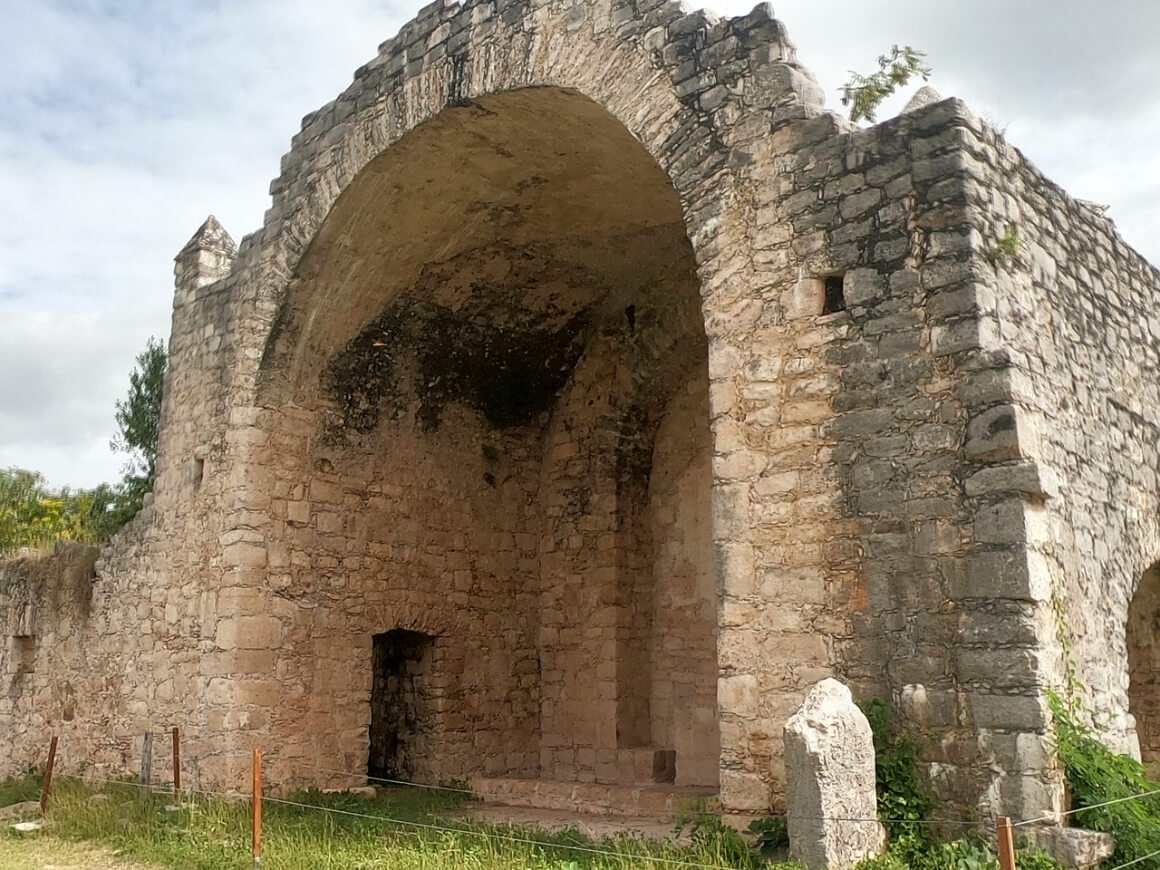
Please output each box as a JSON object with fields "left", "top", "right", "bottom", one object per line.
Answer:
{"left": 0, "top": 775, "right": 789, "bottom": 870}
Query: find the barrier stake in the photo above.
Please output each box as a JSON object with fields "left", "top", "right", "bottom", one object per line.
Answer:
{"left": 252, "top": 747, "right": 263, "bottom": 869}
{"left": 997, "top": 816, "right": 1017, "bottom": 870}
{"left": 172, "top": 727, "right": 181, "bottom": 801}
{"left": 139, "top": 732, "right": 154, "bottom": 799}
{"left": 39, "top": 735, "right": 58, "bottom": 813}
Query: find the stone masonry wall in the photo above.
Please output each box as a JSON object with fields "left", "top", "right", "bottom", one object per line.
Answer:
{"left": 0, "top": 219, "right": 247, "bottom": 787}
{"left": 962, "top": 112, "right": 1160, "bottom": 767}
{"left": 706, "top": 99, "right": 1017, "bottom": 812}
{"left": 1128, "top": 563, "right": 1160, "bottom": 766}
{"left": 4, "top": 0, "right": 1154, "bottom": 826}
{"left": 252, "top": 399, "right": 545, "bottom": 783}
{"left": 193, "top": 0, "right": 829, "bottom": 808}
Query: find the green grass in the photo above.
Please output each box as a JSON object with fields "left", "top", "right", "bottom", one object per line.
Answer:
{"left": 0, "top": 771, "right": 40, "bottom": 808}
{"left": 0, "top": 775, "right": 799, "bottom": 870}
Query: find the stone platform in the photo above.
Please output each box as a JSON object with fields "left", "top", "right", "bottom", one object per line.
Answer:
{"left": 470, "top": 777, "right": 718, "bottom": 818}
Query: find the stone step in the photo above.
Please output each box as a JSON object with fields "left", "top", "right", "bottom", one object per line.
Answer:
{"left": 470, "top": 777, "right": 718, "bottom": 818}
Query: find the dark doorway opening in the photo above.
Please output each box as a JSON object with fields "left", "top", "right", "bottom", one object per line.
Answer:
{"left": 369, "top": 629, "right": 435, "bottom": 781}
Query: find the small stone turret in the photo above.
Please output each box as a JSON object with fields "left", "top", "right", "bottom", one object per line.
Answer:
{"left": 173, "top": 215, "right": 236, "bottom": 306}
{"left": 902, "top": 85, "right": 942, "bottom": 114}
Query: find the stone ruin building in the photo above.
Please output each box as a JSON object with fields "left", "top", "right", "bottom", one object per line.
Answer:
{"left": 3, "top": 0, "right": 1160, "bottom": 830}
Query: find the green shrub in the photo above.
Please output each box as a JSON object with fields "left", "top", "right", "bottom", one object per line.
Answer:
{"left": 749, "top": 814, "right": 790, "bottom": 860}
{"left": 860, "top": 697, "right": 935, "bottom": 856}
{"left": 1051, "top": 692, "right": 1160, "bottom": 867}
{"left": 856, "top": 699, "right": 1063, "bottom": 870}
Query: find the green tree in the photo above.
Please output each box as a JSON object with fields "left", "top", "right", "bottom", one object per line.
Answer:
{"left": 0, "top": 339, "right": 168, "bottom": 552}
{"left": 112, "top": 337, "right": 167, "bottom": 485}
{"left": 0, "top": 468, "right": 115, "bottom": 552}
{"left": 841, "top": 45, "right": 932, "bottom": 123}
{"left": 107, "top": 337, "right": 167, "bottom": 527}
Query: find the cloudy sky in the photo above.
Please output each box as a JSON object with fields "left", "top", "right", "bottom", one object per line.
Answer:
{"left": 2, "top": 0, "right": 1157, "bottom": 489}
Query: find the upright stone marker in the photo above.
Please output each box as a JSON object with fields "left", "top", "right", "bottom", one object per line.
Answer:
{"left": 785, "top": 678, "right": 884, "bottom": 870}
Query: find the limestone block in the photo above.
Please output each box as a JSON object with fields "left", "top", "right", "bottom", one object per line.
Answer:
{"left": 785, "top": 678, "right": 884, "bottom": 870}
{"left": 1024, "top": 827, "right": 1115, "bottom": 870}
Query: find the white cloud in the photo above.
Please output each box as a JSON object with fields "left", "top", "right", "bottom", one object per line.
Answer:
{"left": 1, "top": 0, "right": 1156, "bottom": 488}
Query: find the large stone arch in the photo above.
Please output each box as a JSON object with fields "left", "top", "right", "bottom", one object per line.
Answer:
{"left": 201, "top": 0, "right": 831, "bottom": 811}
{"left": 231, "top": 0, "right": 823, "bottom": 383}
{"left": 241, "top": 76, "right": 725, "bottom": 794}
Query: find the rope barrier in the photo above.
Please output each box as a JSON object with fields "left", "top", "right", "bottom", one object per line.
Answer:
{"left": 295, "top": 763, "right": 476, "bottom": 794}
{"left": 1103, "top": 847, "right": 1160, "bottom": 870}
{"left": 290, "top": 760, "right": 979, "bottom": 825}
{"left": 1013, "top": 786, "right": 1160, "bottom": 828}
{"left": 259, "top": 793, "right": 737, "bottom": 869}
{"left": 54, "top": 771, "right": 236, "bottom": 802}
{"left": 1061, "top": 787, "right": 1160, "bottom": 818}
{"left": 52, "top": 764, "right": 975, "bottom": 829}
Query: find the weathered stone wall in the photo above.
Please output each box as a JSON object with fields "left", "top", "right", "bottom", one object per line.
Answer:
{"left": 0, "top": 544, "right": 98, "bottom": 741}
{"left": 704, "top": 98, "right": 1034, "bottom": 812}
{"left": 961, "top": 112, "right": 1160, "bottom": 772}
{"left": 0, "top": 217, "right": 248, "bottom": 787}
{"left": 2, "top": 0, "right": 1156, "bottom": 826}
{"left": 252, "top": 398, "right": 545, "bottom": 783}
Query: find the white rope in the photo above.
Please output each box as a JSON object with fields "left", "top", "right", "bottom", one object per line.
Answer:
{"left": 1103, "top": 847, "right": 1160, "bottom": 870}
{"left": 51, "top": 772, "right": 732, "bottom": 868}
{"left": 295, "top": 762, "right": 475, "bottom": 794}
{"left": 261, "top": 794, "right": 731, "bottom": 869}
{"left": 1015, "top": 785, "right": 1160, "bottom": 828}
{"left": 1063, "top": 787, "right": 1160, "bottom": 817}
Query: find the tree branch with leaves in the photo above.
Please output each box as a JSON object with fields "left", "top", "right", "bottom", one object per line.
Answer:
{"left": 840, "top": 45, "right": 932, "bottom": 123}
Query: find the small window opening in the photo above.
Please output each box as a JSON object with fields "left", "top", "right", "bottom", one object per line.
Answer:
{"left": 823, "top": 275, "right": 846, "bottom": 314}
{"left": 193, "top": 457, "right": 205, "bottom": 487}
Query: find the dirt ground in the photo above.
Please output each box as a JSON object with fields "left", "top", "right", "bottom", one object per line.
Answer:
{"left": 0, "top": 838, "right": 153, "bottom": 870}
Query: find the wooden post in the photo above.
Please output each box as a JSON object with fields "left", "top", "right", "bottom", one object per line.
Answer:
{"left": 996, "top": 816, "right": 1017, "bottom": 870}
{"left": 139, "top": 732, "right": 154, "bottom": 799}
{"left": 252, "top": 747, "right": 263, "bottom": 870}
{"left": 171, "top": 727, "right": 181, "bottom": 801}
{"left": 39, "top": 736, "right": 58, "bottom": 814}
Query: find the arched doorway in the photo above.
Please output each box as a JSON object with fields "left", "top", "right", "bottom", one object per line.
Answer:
{"left": 258, "top": 87, "right": 718, "bottom": 789}
{"left": 1128, "top": 561, "right": 1160, "bottom": 767}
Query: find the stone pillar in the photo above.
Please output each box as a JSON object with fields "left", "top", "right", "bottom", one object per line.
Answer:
{"left": 785, "top": 678, "right": 884, "bottom": 870}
